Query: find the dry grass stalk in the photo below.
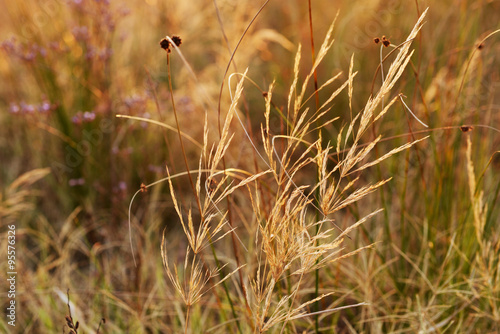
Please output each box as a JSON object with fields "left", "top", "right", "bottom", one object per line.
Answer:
{"left": 134, "top": 7, "right": 431, "bottom": 333}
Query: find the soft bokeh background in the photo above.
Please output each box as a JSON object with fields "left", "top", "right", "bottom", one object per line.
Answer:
{"left": 1, "top": 0, "right": 499, "bottom": 332}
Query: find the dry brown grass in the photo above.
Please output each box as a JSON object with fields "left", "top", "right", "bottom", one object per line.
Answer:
{"left": 120, "top": 9, "right": 443, "bottom": 333}
{"left": 2, "top": 0, "right": 500, "bottom": 333}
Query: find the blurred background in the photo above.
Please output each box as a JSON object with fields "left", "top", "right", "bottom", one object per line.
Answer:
{"left": 1, "top": 0, "right": 499, "bottom": 332}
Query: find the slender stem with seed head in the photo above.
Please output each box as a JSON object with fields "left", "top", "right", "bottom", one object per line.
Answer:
{"left": 167, "top": 53, "right": 203, "bottom": 217}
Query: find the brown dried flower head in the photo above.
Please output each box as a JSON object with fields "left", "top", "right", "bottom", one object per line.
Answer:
{"left": 460, "top": 125, "right": 474, "bottom": 133}
{"left": 208, "top": 179, "right": 218, "bottom": 193}
{"left": 160, "top": 35, "right": 182, "bottom": 53}
{"left": 382, "top": 36, "right": 391, "bottom": 47}
{"left": 374, "top": 36, "right": 390, "bottom": 47}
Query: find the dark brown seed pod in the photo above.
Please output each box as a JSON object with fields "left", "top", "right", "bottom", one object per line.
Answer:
{"left": 159, "top": 38, "right": 170, "bottom": 52}
{"left": 66, "top": 316, "right": 73, "bottom": 328}
{"left": 160, "top": 35, "right": 182, "bottom": 53}
{"left": 171, "top": 35, "right": 182, "bottom": 47}
{"left": 460, "top": 125, "right": 473, "bottom": 132}
{"left": 208, "top": 181, "right": 216, "bottom": 193}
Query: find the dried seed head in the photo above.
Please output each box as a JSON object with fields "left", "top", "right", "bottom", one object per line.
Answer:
{"left": 160, "top": 35, "right": 182, "bottom": 53}
{"left": 208, "top": 179, "right": 217, "bottom": 193}
{"left": 171, "top": 35, "right": 182, "bottom": 47}
{"left": 380, "top": 35, "right": 391, "bottom": 47}
{"left": 460, "top": 125, "right": 473, "bottom": 132}
{"left": 66, "top": 316, "right": 73, "bottom": 328}
{"left": 373, "top": 37, "right": 380, "bottom": 44}
{"left": 262, "top": 91, "right": 269, "bottom": 98}
{"left": 140, "top": 183, "right": 147, "bottom": 192}
{"left": 477, "top": 43, "right": 484, "bottom": 50}
{"left": 159, "top": 38, "right": 170, "bottom": 51}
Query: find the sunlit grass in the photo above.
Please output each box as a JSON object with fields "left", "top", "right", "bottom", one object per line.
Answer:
{"left": 0, "top": 0, "right": 499, "bottom": 333}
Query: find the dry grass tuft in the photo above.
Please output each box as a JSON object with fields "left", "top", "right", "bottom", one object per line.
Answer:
{"left": 2, "top": 1, "right": 500, "bottom": 332}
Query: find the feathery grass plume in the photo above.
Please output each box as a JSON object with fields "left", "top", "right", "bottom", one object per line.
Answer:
{"left": 166, "top": 165, "right": 225, "bottom": 254}
{"left": 466, "top": 136, "right": 487, "bottom": 250}
{"left": 294, "top": 12, "right": 338, "bottom": 119}
{"left": 118, "top": 7, "right": 433, "bottom": 333}
{"left": 244, "top": 9, "right": 430, "bottom": 331}
{"left": 0, "top": 168, "right": 50, "bottom": 223}
{"left": 319, "top": 9, "right": 430, "bottom": 217}
{"left": 161, "top": 244, "right": 220, "bottom": 307}
{"left": 209, "top": 69, "right": 248, "bottom": 178}
{"left": 355, "top": 8, "right": 429, "bottom": 141}
{"left": 161, "top": 234, "right": 243, "bottom": 332}
{"left": 464, "top": 136, "right": 500, "bottom": 319}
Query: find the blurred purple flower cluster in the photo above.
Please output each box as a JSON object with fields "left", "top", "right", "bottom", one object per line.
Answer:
{"left": 177, "top": 96, "right": 195, "bottom": 114}
{"left": 72, "top": 26, "right": 90, "bottom": 41}
{"left": 9, "top": 99, "right": 55, "bottom": 115}
{"left": 71, "top": 111, "right": 97, "bottom": 124}
{"left": 67, "top": 0, "right": 128, "bottom": 33}
{"left": 84, "top": 46, "right": 114, "bottom": 61}
{"left": 1, "top": 38, "right": 48, "bottom": 62}
{"left": 68, "top": 178, "right": 85, "bottom": 187}
{"left": 122, "top": 94, "right": 149, "bottom": 114}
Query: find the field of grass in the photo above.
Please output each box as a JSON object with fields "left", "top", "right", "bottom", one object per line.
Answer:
{"left": 1, "top": 0, "right": 500, "bottom": 333}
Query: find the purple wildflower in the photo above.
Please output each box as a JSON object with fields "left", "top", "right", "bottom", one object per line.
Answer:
{"left": 9, "top": 103, "right": 20, "bottom": 114}
{"left": 39, "top": 101, "right": 52, "bottom": 113}
{"left": 1, "top": 38, "right": 17, "bottom": 54}
{"left": 20, "top": 102, "right": 35, "bottom": 114}
{"left": 69, "top": 178, "right": 85, "bottom": 186}
{"left": 72, "top": 112, "right": 83, "bottom": 124}
{"left": 83, "top": 111, "right": 96, "bottom": 122}
{"left": 118, "top": 181, "right": 127, "bottom": 191}
{"left": 72, "top": 26, "right": 90, "bottom": 41}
